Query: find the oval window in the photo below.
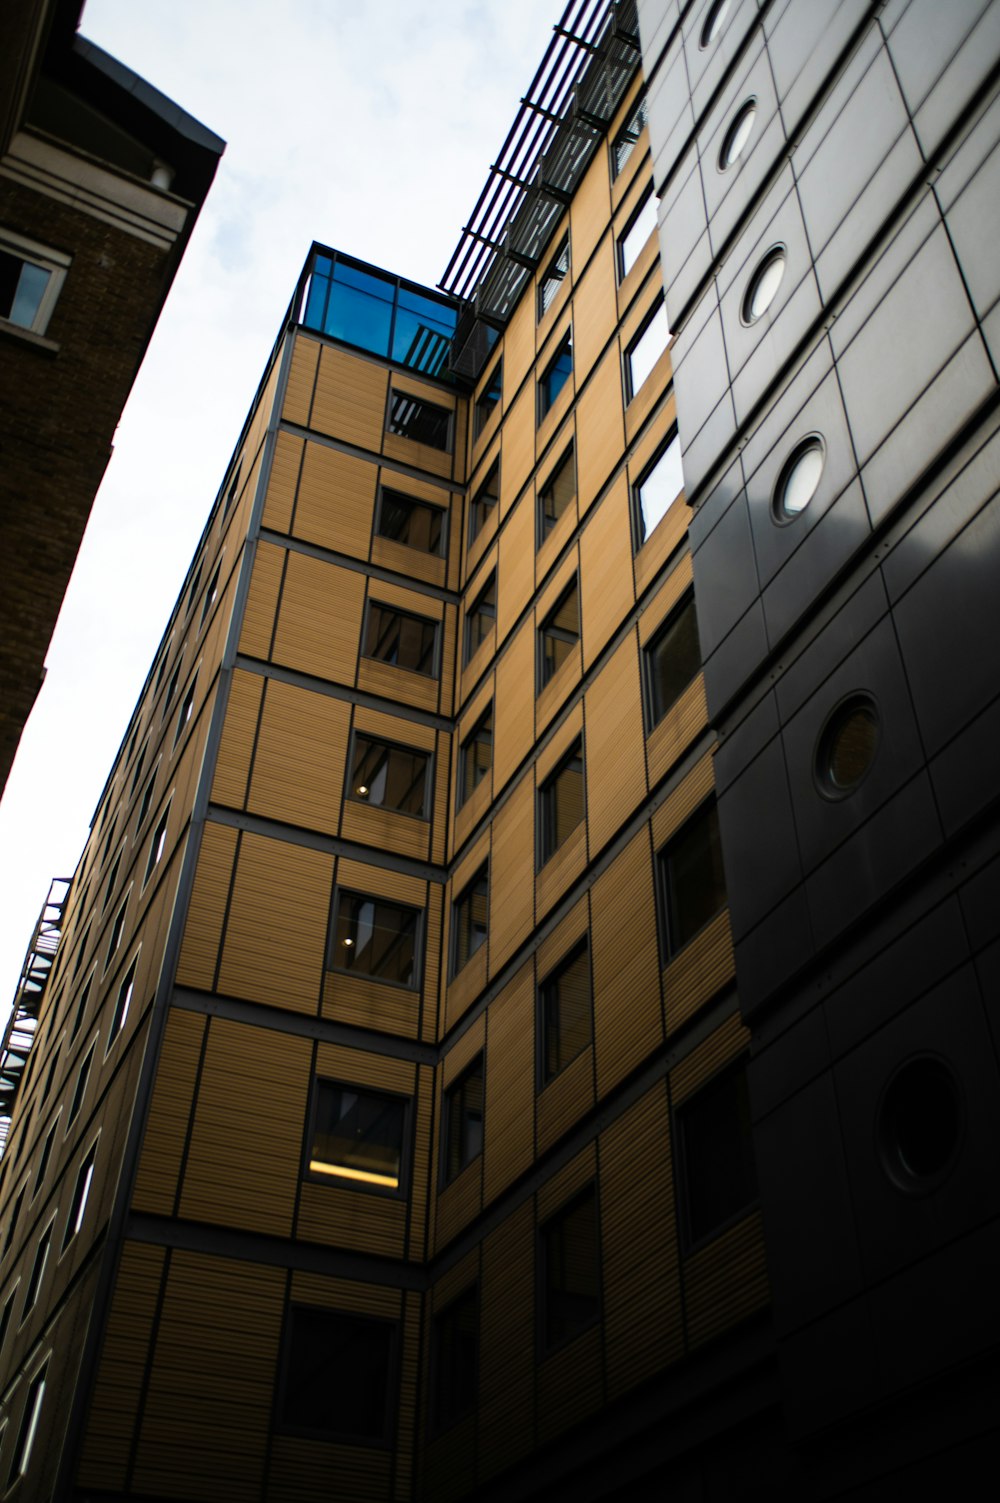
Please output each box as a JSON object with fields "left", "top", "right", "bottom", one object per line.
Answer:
{"left": 816, "top": 695, "right": 879, "bottom": 797}
{"left": 719, "top": 100, "right": 756, "bottom": 170}
{"left": 742, "top": 247, "right": 786, "bottom": 323}
{"left": 877, "top": 1056, "right": 963, "bottom": 1194}
{"left": 773, "top": 436, "right": 824, "bottom": 521}
{"left": 700, "top": 0, "right": 731, "bottom": 48}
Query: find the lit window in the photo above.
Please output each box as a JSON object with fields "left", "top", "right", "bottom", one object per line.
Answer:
{"left": 108, "top": 954, "right": 138, "bottom": 1049}
{"left": 772, "top": 436, "right": 824, "bottom": 521}
{"left": 659, "top": 800, "right": 726, "bottom": 959}
{"left": 200, "top": 561, "right": 222, "bottom": 627}
{"left": 539, "top": 580, "right": 580, "bottom": 688}
{"left": 539, "top": 332, "right": 572, "bottom": 420}
{"left": 363, "top": 603, "right": 438, "bottom": 677}
{"left": 173, "top": 675, "right": 197, "bottom": 748}
{"left": 452, "top": 867, "right": 488, "bottom": 974}
{"left": 540, "top": 1186, "right": 600, "bottom": 1352}
{"left": 21, "top": 1224, "right": 51, "bottom": 1319}
{"left": 539, "top": 235, "right": 570, "bottom": 318}
{"left": 540, "top": 941, "right": 591, "bottom": 1084}
{"left": 442, "top": 1056, "right": 483, "bottom": 1183}
{"left": 278, "top": 1306, "right": 394, "bottom": 1441}
{"left": 376, "top": 489, "right": 444, "bottom": 555}
{"left": 677, "top": 1058, "right": 757, "bottom": 1246}
{"left": 107, "top": 893, "right": 129, "bottom": 962}
{"left": 332, "top": 892, "right": 421, "bottom": 988}
{"left": 7, "top": 1361, "right": 48, "bottom": 1484}
{"left": 618, "top": 189, "right": 658, "bottom": 280}
{"left": 539, "top": 739, "right": 584, "bottom": 866}
{"left": 388, "top": 391, "right": 451, "bottom": 451}
{"left": 625, "top": 300, "right": 670, "bottom": 400}
{"left": 67, "top": 1043, "right": 95, "bottom": 1127}
{"left": 469, "top": 462, "right": 499, "bottom": 547}
{"left": 645, "top": 592, "right": 701, "bottom": 727}
{"left": 634, "top": 432, "right": 684, "bottom": 546}
{"left": 0, "top": 232, "right": 68, "bottom": 335}
{"left": 742, "top": 246, "right": 786, "bottom": 324}
{"left": 144, "top": 804, "right": 170, "bottom": 886}
{"left": 307, "top": 1080, "right": 406, "bottom": 1191}
{"left": 474, "top": 359, "right": 503, "bottom": 437}
{"left": 348, "top": 736, "right": 430, "bottom": 817}
{"left": 612, "top": 95, "right": 648, "bottom": 178}
{"left": 459, "top": 708, "right": 492, "bottom": 807}
{"left": 464, "top": 572, "right": 496, "bottom": 664}
{"left": 538, "top": 446, "right": 575, "bottom": 543}
{"left": 719, "top": 99, "right": 757, "bottom": 170}
{"left": 700, "top": 0, "right": 731, "bottom": 47}
{"left": 432, "top": 1287, "right": 478, "bottom": 1431}
{"left": 62, "top": 1141, "right": 97, "bottom": 1249}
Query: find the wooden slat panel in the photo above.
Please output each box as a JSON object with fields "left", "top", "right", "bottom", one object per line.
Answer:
{"left": 493, "top": 620, "right": 535, "bottom": 792}
{"left": 382, "top": 430, "right": 453, "bottom": 480}
{"left": 282, "top": 333, "right": 319, "bottom": 427}
{"left": 487, "top": 774, "right": 534, "bottom": 974}
{"left": 371, "top": 534, "right": 446, "bottom": 588}
{"left": 336, "top": 857, "right": 425, "bottom": 909}
{"left": 262, "top": 431, "right": 303, "bottom": 534}
{"left": 422, "top": 1418, "right": 476, "bottom": 1503}
{"left": 422, "top": 887, "right": 443, "bottom": 1044}
{"left": 354, "top": 703, "right": 436, "bottom": 752}
{"left": 536, "top": 819, "right": 586, "bottom": 924}
{"left": 663, "top": 908, "right": 735, "bottom": 1034}
{"left": 290, "top": 1273, "right": 400, "bottom": 1318}
{"left": 132, "top": 1009, "right": 206, "bottom": 1215}
{"left": 536, "top": 893, "right": 588, "bottom": 977}
{"left": 592, "top": 830, "right": 662, "bottom": 1098}
{"left": 500, "top": 294, "right": 535, "bottom": 426}
{"left": 579, "top": 476, "right": 635, "bottom": 669}
{"left": 498, "top": 382, "right": 534, "bottom": 520}
{"left": 536, "top": 1043, "right": 595, "bottom": 1158}
{"left": 435, "top": 1153, "right": 482, "bottom": 1251}
{"left": 651, "top": 751, "right": 715, "bottom": 850}
{"left": 211, "top": 669, "right": 263, "bottom": 810}
{"left": 575, "top": 345, "right": 626, "bottom": 517}
{"left": 570, "top": 140, "right": 613, "bottom": 276}
{"left": 536, "top": 1141, "right": 597, "bottom": 1223}
{"left": 537, "top": 1322, "right": 602, "bottom": 1445}
{"left": 340, "top": 799, "right": 430, "bottom": 861}
{"left": 314, "top": 1041, "right": 415, "bottom": 1096}
{"left": 272, "top": 551, "right": 366, "bottom": 686}
{"left": 408, "top": 1066, "right": 434, "bottom": 1259}
{"left": 294, "top": 442, "right": 378, "bottom": 560}
{"left": 497, "top": 490, "right": 534, "bottom": 648}
{"left": 572, "top": 235, "right": 617, "bottom": 384}
{"left": 585, "top": 634, "right": 646, "bottom": 856}
{"left": 297, "top": 1180, "right": 406, "bottom": 1257}
{"left": 646, "top": 674, "right": 709, "bottom": 788}
{"left": 479, "top": 1198, "right": 535, "bottom": 1481}
{"left": 311, "top": 345, "right": 387, "bottom": 451}
{"left": 439, "top": 603, "right": 457, "bottom": 719}
{"left": 268, "top": 1439, "right": 391, "bottom": 1503}
{"left": 431, "top": 729, "right": 450, "bottom": 867}
{"left": 395, "top": 1291, "right": 421, "bottom": 1499}
{"left": 483, "top": 961, "right": 534, "bottom": 1204}
{"left": 180, "top": 1018, "right": 310, "bottom": 1234}
{"left": 218, "top": 832, "right": 332, "bottom": 1013}
{"left": 322, "top": 972, "right": 419, "bottom": 1040}
{"left": 366, "top": 577, "right": 444, "bottom": 619}
{"left": 638, "top": 553, "right": 694, "bottom": 646}
{"left": 684, "top": 1210, "right": 770, "bottom": 1348}
{"left": 356, "top": 656, "right": 440, "bottom": 714}
{"left": 248, "top": 678, "right": 351, "bottom": 837}
{"left": 670, "top": 1011, "right": 750, "bottom": 1106}
{"left": 175, "top": 822, "right": 238, "bottom": 989}
{"left": 239, "top": 540, "right": 284, "bottom": 659}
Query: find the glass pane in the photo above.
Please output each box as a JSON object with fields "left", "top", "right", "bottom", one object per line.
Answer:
{"left": 364, "top": 606, "right": 437, "bottom": 675}
{"left": 543, "top": 1190, "right": 599, "bottom": 1348}
{"left": 377, "top": 490, "right": 443, "bottom": 554}
{"left": 540, "top": 449, "right": 575, "bottom": 536}
{"left": 324, "top": 267, "right": 393, "bottom": 356}
{"left": 282, "top": 1308, "right": 392, "bottom": 1439}
{"left": 543, "top": 945, "right": 591, "bottom": 1081}
{"left": 627, "top": 301, "right": 670, "bottom": 397}
{"left": 619, "top": 192, "right": 658, "bottom": 279}
{"left": 663, "top": 802, "right": 726, "bottom": 954}
{"left": 681, "top": 1063, "right": 756, "bottom": 1244}
{"left": 461, "top": 713, "right": 492, "bottom": 803}
{"left": 310, "top": 1082, "right": 404, "bottom": 1188}
{"left": 434, "top": 1290, "right": 477, "bottom": 1429}
{"left": 778, "top": 440, "right": 824, "bottom": 517}
{"left": 540, "top": 336, "right": 572, "bottom": 416}
{"left": 454, "top": 871, "right": 488, "bottom": 971}
{"left": 637, "top": 434, "right": 684, "bottom": 542}
{"left": 446, "top": 1060, "right": 483, "bottom": 1180}
{"left": 388, "top": 393, "right": 451, "bottom": 450}
{"left": 1, "top": 255, "right": 50, "bottom": 328}
{"left": 649, "top": 596, "right": 701, "bottom": 723}
{"left": 335, "top": 893, "right": 418, "bottom": 986}
{"left": 350, "top": 737, "right": 428, "bottom": 816}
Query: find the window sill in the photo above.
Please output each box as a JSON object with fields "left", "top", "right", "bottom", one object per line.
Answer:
{"left": 0, "top": 318, "right": 59, "bottom": 355}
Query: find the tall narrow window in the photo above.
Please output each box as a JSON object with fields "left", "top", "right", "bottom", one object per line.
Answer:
{"left": 443, "top": 1057, "right": 484, "bottom": 1184}
{"left": 538, "top": 446, "right": 576, "bottom": 542}
{"left": 432, "top": 1287, "right": 478, "bottom": 1432}
{"left": 68, "top": 1043, "right": 95, "bottom": 1127}
{"left": 677, "top": 1058, "right": 757, "bottom": 1246}
{"left": 144, "top": 804, "right": 170, "bottom": 886}
{"left": 540, "top": 941, "right": 592, "bottom": 1084}
{"left": 32, "top": 1119, "right": 58, "bottom": 1201}
{"left": 625, "top": 299, "right": 670, "bottom": 400}
{"left": 101, "top": 849, "right": 122, "bottom": 913}
{"left": 538, "top": 235, "right": 570, "bottom": 318}
{"left": 348, "top": 737, "right": 430, "bottom": 817}
{"left": 137, "top": 767, "right": 157, "bottom": 830}
{"left": 0, "top": 231, "right": 68, "bottom": 334}
{"left": 308, "top": 1081, "right": 406, "bottom": 1191}
{"left": 278, "top": 1306, "right": 394, "bottom": 1442}
{"left": 7, "top": 1361, "right": 48, "bottom": 1484}
{"left": 200, "top": 561, "right": 222, "bottom": 627}
{"left": 162, "top": 658, "right": 182, "bottom": 717}
{"left": 539, "top": 332, "right": 573, "bottom": 420}
{"left": 540, "top": 1186, "right": 601, "bottom": 1351}
{"left": 539, "top": 740, "right": 584, "bottom": 866}
{"left": 539, "top": 580, "right": 580, "bottom": 688}
{"left": 474, "top": 359, "right": 503, "bottom": 437}
{"left": 388, "top": 391, "right": 451, "bottom": 451}
{"left": 363, "top": 604, "right": 438, "bottom": 677}
{"left": 106, "top": 892, "right": 129, "bottom": 964}
{"left": 332, "top": 892, "right": 421, "bottom": 987}
{"left": 21, "top": 1224, "right": 51, "bottom": 1318}
{"left": 659, "top": 800, "right": 726, "bottom": 958}
{"left": 612, "top": 94, "right": 648, "bottom": 178}
{"left": 108, "top": 955, "right": 138, "bottom": 1050}
{"left": 70, "top": 973, "right": 93, "bottom": 1042}
{"left": 618, "top": 190, "right": 658, "bottom": 280}
{"left": 452, "top": 867, "right": 488, "bottom": 974}
{"left": 375, "top": 489, "right": 444, "bottom": 555}
{"left": 459, "top": 708, "right": 492, "bottom": 807}
{"left": 468, "top": 462, "right": 499, "bottom": 546}
{"left": 645, "top": 593, "right": 701, "bottom": 727}
{"left": 2, "top": 1184, "right": 26, "bottom": 1258}
{"left": 173, "top": 675, "right": 197, "bottom": 749}
{"left": 464, "top": 573, "right": 496, "bottom": 664}
{"left": 634, "top": 432, "right": 684, "bottom": 546}
{"left": 130, "top": 746, "right": 146, "bottom": 795}
{"left": 63, "top": 1142, "right": 98, "bottom": 1249}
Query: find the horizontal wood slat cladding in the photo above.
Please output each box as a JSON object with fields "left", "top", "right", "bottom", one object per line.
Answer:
{"left": 132, "top": 1008, "right": 206, "bottom": 1216}
{"left": 395, "top": 1292, "right": 422, "bottom": 1499}
{"left": 600, "top": 1084, "right": 684, "bottom": 1397}
{"left": 336, "top": 856, "right": 426, "bottom": 909}
{"left": 579, "top": 477, "right": 636, "bottom": 669}
{"left": 311, "top": 344, "right": 388, "bottom": 452}
{"left": 272, "top": 551, "right": 366, "bottom": 686}
{"left": 435, "top": 1153, "right": 482, "bottom": 1251}
{"left": 570, "top": 143, "right": 611, "bottom": 276}
{"left": 368, "top": 577, "right": 444, "bottom": 620}
{"left": 652, "top": 752, "right": 715, "bottom": 852}
{"left": 537, "top": 1322, "right": 602, "bottom": 1445}
{"left": 421, "top": 891, "right": 443, "bottom": 1044}
{"left": 487, "top": 774, "right": 534, "bottom": 974}
{"left": 646, "top": 674, "right": 708, "bottom": 788}
{"left": 663, "top": 907, "right": 735, "bottom": 1033}
{"left": 247, "top": 677, "right": 351, "bottom": 837}
{"left": 501, "top": 287, "right": 534, "bottom": 408}
{"left": 180, "top": 1018, "right": 310, "bottom": 1236}
{"left": 239, "top": 540, "right": 284, "bottom": 659}
{"left": 371, "top": 534, "right": 446, "bottom": 589}
{"left": 634, "top": 493, "right": 689, "bottom": 600}
{"left": 282, "top": 333, "right": 319, "bottom": 427}
{"left": 536, "top": 818, "right": 587, "bottom": 922}
{"left": 431, "top": 731, "right": 450, "bottom": 866}
{"left": 497, "top": 491, "right": 534, "bottom": 647}
{"left": 382, "top": 430, "right": 453, "bottom": 481}
{"left": 262, "top": 431, "right": 303, "bottom": 534}
{"left": 357, "top": 656, "right": 439, "bottom": 715}
{"left": 408, "top": 1065, "right": 434, "bottom": 1259}
{"left": 297, "top": 1179, "right": 406, "bottom": 1258}
{"left": 133, "top": 1250, "right": 284, "bottom": 1501}
{"left": 315, "top": 1040, "right": 415, "bottom": 1096}
{"left": 439, "top": 607, "right": 457, "bottom": 718}
{"left": 683, "top": 1210, "right": 769, "bottom": 1348}
{"left": 575, "top": 345, "right": 626, "bottom": 517}
{"left": 293, "top": 441, "right": 378, "bottom": 561}
{"left": 217, "top": 831, "right": 332, "bottom": 1013}
{"left": 492, "top": 620, "right": 535, "bottom": 791}
{"left": 77, "top": 1241, "right": 165, "bottom": 1492}
{"left": 268, "top": 1439, "right": 391, "bottom": 1503}
{"left": 422, "top": 1418, "right": 476, "bottom": 1503}
{"left": 572, "top": 235, "right": 618, "bottom": 385}
{"left": 483, "top": 961, "right": 534, "bottom": 1204}
{"left": 340, "top": 799, "right": 430, "bottom": 861}
{"left": 210, "top": 668, "right": 263, "bottom": 810}
{"left": 290, "top": 1271, "right": 401, "bottom": 1319}
{"left": 670, "top": 1010, "right": 749, "bottom": 1106}
{"left": 499, "top": 382, "right": 535, "bottom": 521}
{"left": 638, "top": 553, "right": 694, "bottom": 644}
{"left": 175, "top": 822, "right": 238, "bottom": 989}
{"left": 592, "top": 830, "right": 662, "bottom": 1098}
{"left": 322, "top": 972, "right": 420, "bottom": 1040}
{"left": 537, "top": 1043, "right": 594, "bottom": 1156}
{"left": 585, "top": 634, "right": 646, "bottom": 856}
{"left": 479, "top": 1198, "right": 535, "bottom": 1482}
{"left": 354, "top": 703, "right": 436, "bottom": 752}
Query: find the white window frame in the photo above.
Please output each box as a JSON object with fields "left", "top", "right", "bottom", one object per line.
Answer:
{"left": 0, "top": 229, "right": 70, "bottom": 337}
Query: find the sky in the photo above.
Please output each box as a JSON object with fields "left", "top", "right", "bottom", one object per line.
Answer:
{"left": 0, "top": 0, "right": 568, "bottom": 1026}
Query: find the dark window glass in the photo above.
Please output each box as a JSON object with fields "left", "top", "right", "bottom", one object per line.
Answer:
{"left": 130, "top": 746, "right": 146, "bottom": 795}
{"left": 388, "top": 391, "right": 451, "bottom": 451}
{"left": 41, "top": 1045, "right": 60, "bottom": 1104}
{"left": 677, "top": 1059, "right": 757, "bottom": 1246}
{"left": 474, "top": 359, "right": 502, "bottom": 437}
{"left": 22, "top": 1224, "right": 50, "bottom": 1316}
{"left": 137, "top": 770, "right": 156, "bottom": 830}
{"left": 0, "top": 249, "right": 51, "bottom": 328}
{"left": 2, "top": 1185, "right": 26, "bottom": 1258}
{"left": 107, "top": 894, "right": 128, "bottom": 961}
{"left": 539, "top": 236, "right": 570, "bottom": 318}
{"left": 308, "top": 1081, "right": 406, "bottom": 1191}
{"left": 459, "top": 709, "right": 492, "bottom": 807}
{"left": 0, "top": 1290, "right": 15, "bottom": 1355}
{"left": 612, "top": 94, "right": 648, "bottom": 177}
{"left": 539, "top": 580, "right": 580, "bottom": 687}
{"left": 453, "top": 867, "right": 488, "bottom": 974}
{"left": 469, "top": 462, "right": 499, "bottom": 546}
{"left": 32, "top": 1121, "right": 57, "bottom": 1200}
{"left": 391, "top": 285, "right": 455, "bottom": 375}
{"left": 541, "top": 1187, "right": 600, "bottom": 1351}
{"left": 108, "top": 956, "right": 138, "bottom": 1047}
{"left": 539, "top": 740, "right": 584, "bottom": 866}
{"left": 70, "top": 973, "right": 92, "bottom": 1041}
{"left": 660, "top": 801, "right": 726, "bottom": 958}
{"left": 223, "top": 462, "right": 242, "bottom": 514}
{"left": 376, "top": 489, "right": 444, "bottom": 555}
{"left": 363, "top": 604, "right": 438, "bottom": 677}
{"left": 163, "top": 659, "right": 181, "bottom": 716}
{"left": 174, "top": 676, "right": 197, "bottom": 748}
{"left": 538, "top": 446, "right": 575, "bottom": 541}
{"left": 63, "top": 1143, "right": 97, "bottom": 1249}
{"left": 145, "top": 806, "right": 170, "bottom": 885}
{"left": 539, "top": 332, "right": 573, "bottom": 419}
{"left": 200, "top": 562, "right": 222, "bottom": 627}
{"left": 464, "top": 573, "right": 496, "bottom": 664}
{"left": 541, "top": 942, "right": 591, "bottom": 1084}
{"left": 279, "top": 1306, "right": 394, "bottom": 1441}
{"left": 432, "top": 1287, "right": 477, "bottom": 1431}
{"left": 646, "top": 593, "right": 701, "bottom": 726}
{"left": 349, "top": 736, "right": 429, "bottom": 817}
{"left": 102, "top": 850, "right": 121, "bottom": 913}
{"left": 443, "top": 1057, "right": 484, "bottom": 1183}
{"left": 333, "top": 892, "right": 420, "bottom": 988}
{"left": 68, "top": 1044, "right": 94, "bottom": 1126}
{"left": 7, "top": 1361, "right": 47, "bottom": 1484}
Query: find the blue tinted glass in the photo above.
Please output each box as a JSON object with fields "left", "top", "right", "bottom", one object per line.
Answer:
{"left": 314, "top": 255, "right": 333, "bottom": 276}
{"left": 334, "top": 260, "right": 395, "bottom": 301}
{"left": 325, "top": 280, "right": 393, "bottom": 356}
{"left": 10, "top": 261, "right": 50, "bottom": 327}
{"left": 396, "top": 286, "right": 457, "bottom": 335}
{"left": 392, "top": 308, "right": 451, "bottom": 375}
{"left": 542, "top": 343, "right": 572, "bottom": 411}
{"left": 302, "top": 271, "right": 329, "bottom": 330}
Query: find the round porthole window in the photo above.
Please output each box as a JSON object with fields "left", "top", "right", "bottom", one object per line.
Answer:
{"left": 877, "top": 1056, "right": 964, "bottom": 1194}
{"left": 816, "top": 694, "right": 879, "bottom": 797}
{"left": 772, "top": 436, "right": 824, "bottom": 521}
{"left": 700, "top": 0, "right": 731, "bottom": 48}
{"left": 742, "top": 247, "right": 786, "bottom": 323}
{"left": 719, "top": 100, "right": 756, "bottom": 170}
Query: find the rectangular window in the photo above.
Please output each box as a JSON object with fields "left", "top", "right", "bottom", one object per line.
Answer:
{"left": 388, "top": 391, "right": 451, "bottom": 451}
{"left": 677, "top": 1058, "right": 757, "bottom": 1247}
{"left": 307, "top": 1080, "right": 406, "bottom": 1191}
{"left": 67, "top": 1044, "right": 95, "bottom": 1127}
{"left": 540, "top": 1186, "right": 600, "bottom": 1352}
{"left": 538, "top": 446, "right": 576, "bottom": 543}
{"left": 375, "top": 489, "right": 444, "bottom": 555}
{"left": 612, "top": 93, "right": 648, "bottom": 178}
{"left": 7, "top": 1361, "right": 47, "bottom": 1484}
{"left": 62, "top": 1142, "right": 97, "bottom": 1249}
{"left": 464, "top": 573, "right": 496, "bottom": 665}
{"left": 539, "top": 331, "right": 573, "bottom": 420}
{"left": 432, "top": 1287, "right": 478, "bottom": 1432}
{"left": 108, "top": 955, "right": 138, "bottom": 1049}
{"left": 539, "top": 580, "right": 580, "bottom": 688}
{"left": 659, "top": 799, "right": 726, "bottom": 959}
{"left": 144, "top": 804, "right": 170, "bottom": 886}
{"left": 173, "top": 674, "right": 197, "bottom": 748}
{"left": 278, "top": 1306, "right": 394, "bottom": 1442}
{"left": 21, "top": 1224, "right": 51, "bottom": 1318}
{"left": 443, "top": 1057, "right": 483, "bottom": 1184}
{"left": 474, "top": 359, "right": 502, "bottom": 438}
{"left": 539, "top": 739, "right": 584, "bottom": 866}
{"left": 459, "top": 708, "right": 492, "bottom": 807}
{"left": 452, "top": 866, "right": 488, "bottom": 974}
{"left": 363, "top": 603, "right": 438, "bottom": 677}
{"left": 634, "top": 431, "right": 684, "bottom": 547}
{"left": 348, "top": 736, "right": 430, "bottom": 818}
{"left": 645, "top": 592, "right": 701, "bottom": 727}
{"left": 332, "top": 892, "right": 421, "bottom": 988}
{"left": 540, "top": 942, "right": 591, "bottom": 1085}
{"left": 625, "top": 299, "right": 670, "bottom": 400}
{"left": 0, "top": 231, "right": 68, "bottom": 335}
{"left": 41, "top": 1045, "right": 61, "bottom": 1104}
{"left": 538, "top": 235, "right": 570, "bottom": 318}
{"left": 468, "top": 461, "right": 499, "bottom": 546}
{"left": 618, "top": 188, "right": 658, "bottom": 280}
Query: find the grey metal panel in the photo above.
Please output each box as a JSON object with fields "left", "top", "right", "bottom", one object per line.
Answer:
{"left": 706, "top": 92, "right": 788, "bottom": 258}
{"left": 749, "top": 1006, "right": 829, "bottom": 1120}
{"left": 687, "top": 452, "right": 747, "bottom": 552}
{"left": 718, "top": 733, "right": 801, "bottom": 938}
{"left": 701, "top": 594, "right": 768, "bottom": 713}
{"left": 775, "top": 570, "right": 888, "bottom": 724}
{"left": 959, "top": 848, "right": 1000, "bottom": 951}
{"left": 695, "top": 32, "right": 781, "bottom": 225}
{"left": 637, "top": 0, "right": 681, "bottom": 78}
{"left": 733, "top": 884, "right": 815, "bottom": 1016}
{"left": 739, "top": 337, "right": 832, "bottom": 496}
{"left": 943, "top": 139, "right": 1000, "bottom": 320}
{"left": 714, "top": 684, "right": 780, "bottom": 793}
{"left": 729, "top": 263, "right": 825, "bottom": 427}
{"left": 682, "top": 0, "right": 767, "bottom": 123}
{"left": 671, "top": 376, "right": 739, "bottom": 500}
{"left": 790, "top": 24, "right": 889, "bottom": 194}
{"left": 827, "top": 192, "right": 937, "bottom": 356}
{"left": 930, "top": 695, "right": 1000, "bottom": 837}
{"left": 889, "top": 0, "right": 999, "bottom": 161}
{"left": 778, "top": 1295, "right": 880, "bottom": 1436}
{"left": 646, "top": 37, "right": 696, "bottom": 195}
{"left": 811, "top": 123, "right": 925, "bottom": 305}
{"left": 980, "top": 292, "right": 1000, "bottom": 373}
{"left": 689, "top": 488, "right": 758, "bottom": 658}
{"left": 713, "top": 160, "right": 796, "bottom": 301}
{"left": 764, "top": 0, "right": 876, "bottom": 142}
{"left": 669, "top": 284, "right": 732, "bottom": 442}
{"left": 657, "top": 156, "right": 713, "bottom": 316}
{"left": 934, "top": 86, "right": 1000, "bottom": 215}
{"left": 762, "top": 478, "right": 871, "bottom": 646}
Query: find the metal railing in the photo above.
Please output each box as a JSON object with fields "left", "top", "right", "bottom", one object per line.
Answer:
{"left": 0, "top": 878, "right": 70, "bottom": 1157}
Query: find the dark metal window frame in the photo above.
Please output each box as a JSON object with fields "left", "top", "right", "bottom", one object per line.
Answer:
{"left": 61, "top": 1135, "right": 99, "bottom": 1252}
{"left": 387, "top": 389, "right": 453, "bottom": 453}
{"left": 440, "top": 1054, "right": 484, "bottom": 1187}
{"left": 451, "top": 864, "right": 490, "bottom": 978}
{"left": 302, "top": 1076, "right": 411, "bottom": 1200}
{"left": 429, "top": 1283, "right": 479, "bottom": 1435}
{"left": 537, "top": 738, "right": 585, "bottom": 869}
{"left": 106, "top": 953, "right": 139, "bottom": 1055}
{"left": 538, "top": 234, "right": 570, "bottom": 320}
{"left": 345, "top": 729, "right": 433, "bottom": 821}
{"left": 538, "top": 578, "right": 581, "bottom": 691}
{"left": 458, "top": 705, "right": 493, "bottom": 809}
{"left": 274, "top": 1301, "right": 399, "bottom": 1447}
{"left": 611, "top": 92, "right": 648, "bottom": 180}
{"left": 537, "top": 1182, "right": 602, "bottom": 1357}
{"left": 630, "top": 428, "right": 684, "bottom": 552}
{"left": 642, "top": 588, "right": 701, "bottom": 731}
{"left": 623, "top": 294, "right": 669, "bottom": 403}
{"left": 361, "top": 599, "right": 441, "bottom": 680}
{"left": 616, "top": 184, "right": 656, "bottom": 282}
{"left": 468, "top": 460, "right": 500, "bottom": 549}
{"left": 474, "top": 357, "right": 503, "bottom": 439}
{"left": 464, "top": 571, "right": 497, "bottom": 666}
{"left": 537, "top": 444, "right": 576, "bottom": 546}
{"left": 656, "top": 798, "right": 726, "bottom": 963}
{"left": 327, "top": 887, "right": 424, "bottom": 993}
{"left": 673, "top": 1054, "right": 758, "bottom": 1254}
{"left": 374, "top": 485, "right": 447, "bottom": 558}
{"left": 537, "top": 937, "right": 592, "bottom": 1089}
{"left": 538, "top": 329, "right": 573, "bottom": 423}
